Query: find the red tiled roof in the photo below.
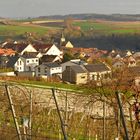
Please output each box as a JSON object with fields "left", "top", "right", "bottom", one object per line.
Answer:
{"left": 0, "top": 49, "right": 5, "bottom": 54}
{"left": 0, "top": 48, "right": 16, "bottom": 56}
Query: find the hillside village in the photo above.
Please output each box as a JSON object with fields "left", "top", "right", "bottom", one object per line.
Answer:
{"left": 0, "top": 34, "right": 140, "bottom": 85}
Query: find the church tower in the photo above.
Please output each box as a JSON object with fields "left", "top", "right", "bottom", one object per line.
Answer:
{"left": 60, "top": 32, "right": 66, "bottom": 46}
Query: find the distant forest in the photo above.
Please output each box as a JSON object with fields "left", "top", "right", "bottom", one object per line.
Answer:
{"left": 68, "top": 34, "right": 140, "bottom": 51}
{"left": 39, "top": 13, "right": 140, "bottom": 21}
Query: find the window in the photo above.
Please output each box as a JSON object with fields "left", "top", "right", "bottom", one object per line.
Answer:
{"left": 101, "top": 74, "right": 104, "bottom": 79}
{"left": 27, "top": 60, "right": 29, "bottom": 63}
{"left": 44, "top": 67, "right": 47, "bottom": 73}
{"left": 20, "top": 61, "right": 21, "bottom": 65}
{"left": 92, "top": 75, "right": 95, "bottom": 80}
{"left": 32, "top": 60, "right": 34, "bottom": 62}
{"left": 97, "top": 73, "right": 100, "bottom": 80}
{"left": 29, "top": 66, "right": 31, "bottom": 71}
{"left": 81, "top": 76, "right": 85, "bottom": 79}
{"left": 36, "top": 59, "right": 38, "bottom": 62}
{"left": 38, "top": 67, "right": 40, "bottom": 73}
{"left": 104, "top": 73, "right": 108, "bottom": 79}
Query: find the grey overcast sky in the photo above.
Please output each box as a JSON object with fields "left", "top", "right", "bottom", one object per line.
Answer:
{"left": 0, "top": 0, "right": 140, "bottom": 18}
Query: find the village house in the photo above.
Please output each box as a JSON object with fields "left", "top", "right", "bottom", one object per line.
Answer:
{"left": 0, "top": 48, "right": 16, "bottom": 56}
{"left": 133, "top": 52, "right": 140, "bottom": 64}
{"left": 34, "top": 44, "right": 63, "bottom": 59}
{"left": 112, "top": 60, "right": 125, "bottom": 69}
{"left": 3, "top": 42, "right": 37, "bottom": 55}
{"left": 7, "top": 54, "right": 39, "bottom": 72}
{"left": 84, "top": 63, "right": 111, "bottom": 81}
{"left": 62, "top": 63, "right": 111, "bottom": 84}
{"left": 0, "top": 56, "right": 9, "bottom": 68}
{"left": 0, "top": 49, "right": 16, "bottom": 68}
{"left": 19, "top": 44, "right": 37, "bottom": 55}
{"left": 35, "top": 62, "right": 62, "bottom": 78}
{"left": 44, "top": 44, "right": 63, "bottom": 58}
{"left": 61, "top": 59, "right": 87, "bottom": 72}
{"left": 123, "top": 56, "right": 136, "bottom": 67}
{"left": 23, "top": 51, "right": 42, "bottom": 58}
{"left": 126, "top": 50, "right": 132, "bottom": 57}
{"left": 6, "top": 56, "right": 19, "bottom": 70}
{"left": 128, "top": 66, "right": 140, "bottom": 87}
{"left": 64, "top": 41, "right": 74, "bottom": 49}
{"left": 62, "top": 65, "right": 88, "bottom": 84}
{"left": 107, "top": 50, "right": 123, "bottom": 59}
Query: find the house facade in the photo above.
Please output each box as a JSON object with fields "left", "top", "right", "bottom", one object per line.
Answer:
{"left": 14, "top": 56, "right": 39, "bottom": 72}
{"left": 112, "top": 60, "right": 125, "bottom": 69}
{"left": 45, "top": 44, "right": 63, "bottom": 58}
{"left": 62, "top": 65, "right": 88, "bottom": 84}
{"left": 84, "top": 64, "right": 111, "bottom": 81}
{"left": 128, "top": 66, "right": 140, "bottom": 87}
{"left": 35, "top": 62, "right": 62, "bottom": 77}
{"left": 65, "top": 41, "right": 74, "bottom": 49}
{"left": 62, "top": 63, "right": 111, "bottom": 84}
{"left": 3, "top": 42, "right": 37, "bottom": 55}
{"left": 20, "top": 44, "right": 37, "bottom": 55}
{"left": 61, "top": 59, "right": 87, "bottom": 72}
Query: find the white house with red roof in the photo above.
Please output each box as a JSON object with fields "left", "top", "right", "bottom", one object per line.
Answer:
{"left": 33, "top": 44, "right": 63, "bottom": 59}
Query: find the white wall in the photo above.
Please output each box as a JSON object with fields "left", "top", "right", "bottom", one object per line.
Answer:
{"left": 21, "top": 44, "right": 37, "bottom": 55}
{"left": 35, "top": 64, "right": 62, "bottom": 77}
{"left": 25, "top": 58, "right": 39, "bottom": 71}
{"left": 45, "top": 44, "right": 62, "bottom": 57}
{"left": 14, "top": 58, "right": 24, "bottom": 72}
{"left": 15, "top": 57, "right": 39, "bottom": 72}
{"left": 49, "top": 67, "right": 62, "bottom": 76}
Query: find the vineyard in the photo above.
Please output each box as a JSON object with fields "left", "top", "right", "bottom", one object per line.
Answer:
{"left": 0, "top": 80, "right": 140, "bottom": 140}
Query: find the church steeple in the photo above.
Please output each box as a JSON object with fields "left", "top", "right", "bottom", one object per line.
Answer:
{"left": 60, "top": 32, "right": 65, "bottom": 44}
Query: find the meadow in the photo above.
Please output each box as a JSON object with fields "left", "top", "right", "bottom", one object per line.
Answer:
{"left": 0, "top": 24, "right": 49, "bottom": 36}
{"left": 73, "top": 20, "right": 140, "bottom": 34}
{"left": 0, "top": 19, "right": 140, "bottom": 40}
